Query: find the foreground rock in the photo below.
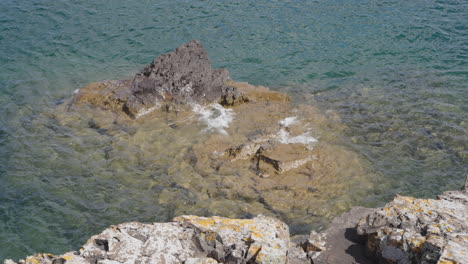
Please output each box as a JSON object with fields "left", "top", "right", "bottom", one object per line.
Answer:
{"left": 356, "top": 189, "right": 468, "bottom": 264}
{"left": 8, "top": 215, "right": 289, "bottom": 264}
{"left": 7, "top": 178, "right": 467, "bottom": 264}
{"left": 304, "top": 177, "right": 468, "bottom": 264}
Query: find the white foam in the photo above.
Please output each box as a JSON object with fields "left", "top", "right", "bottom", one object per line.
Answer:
{"left": 279, "top": 116, "right": 298, "bottom": 127}
{"left": 278, "top": 129, "right": 318, "bottom": 146}
{"left": 73, "top": 89, "right": 80, "bottom": 94}
{"left": 277, "top": 116, "right": 318, "bottom": 147}
{"left": 192, "top": 103, "right": 234, "bottom": 135}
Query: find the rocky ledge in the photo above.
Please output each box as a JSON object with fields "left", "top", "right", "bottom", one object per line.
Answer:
{"left": 6, "top": 177, "right": 466, "bottom": 264}
{"left": 7, "top": 215, "right": 290, "bottom": 264}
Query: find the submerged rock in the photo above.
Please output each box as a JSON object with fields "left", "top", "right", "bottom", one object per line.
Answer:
{"left": 67, "top": 41, "right": 322, "bottom": 179}
{"left": 72, "top": 80, "right": 132, "bottom": 113}
{"left": 256, "top": 143, "right": 316, "bottom": 177}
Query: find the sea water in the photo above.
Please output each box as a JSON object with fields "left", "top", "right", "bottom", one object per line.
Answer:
{"left": 0, "top": 0, "right": 466, "bottom": 260}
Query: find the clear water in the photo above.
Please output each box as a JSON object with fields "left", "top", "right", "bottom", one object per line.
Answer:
{"left": 1, "top": 0, "right": 467, "bottom": 260}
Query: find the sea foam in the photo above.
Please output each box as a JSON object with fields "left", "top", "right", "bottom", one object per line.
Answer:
{"left": 192, "top": 103, "right": 235, "bottom": 135}
{"left": 277, "top": 116, "right": 318, "bottom": 147}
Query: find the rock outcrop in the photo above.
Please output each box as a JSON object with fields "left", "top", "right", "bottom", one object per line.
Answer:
{"left": 124, "top": 40, "right": 230, "bottom": 117}
{"left": 8, "top": 215, "right": 290, "bottom": 264}
{"left": 356, "top": 188, "right": 468, "bottom": 264}
{"left": 291, "top": 176, "right": 468, "bottom": 264}
{"left": 71, "top": 40, "right": 290, "bottom": 119}
{"left": 6, "top": 178, "right": 467, "bottom": 264}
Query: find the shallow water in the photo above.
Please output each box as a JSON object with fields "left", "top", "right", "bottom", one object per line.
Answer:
{"left": 0, "top": 0, "right": 467, "bottom": 260}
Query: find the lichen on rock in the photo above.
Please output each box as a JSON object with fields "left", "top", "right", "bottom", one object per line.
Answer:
{"left": 356, "top": 186, "right": 468, "bottom": 264}
{"left": 6, "top": 215, "right": 290, "bottom": 264}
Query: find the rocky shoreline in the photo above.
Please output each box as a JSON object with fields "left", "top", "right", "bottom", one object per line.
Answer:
{"left": 7, "top": 41, "right": 466, "bottom": 264}
{"left": 6, "top": 176, "right": 467, "bottom": 264}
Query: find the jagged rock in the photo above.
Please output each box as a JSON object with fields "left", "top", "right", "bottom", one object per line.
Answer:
{"left": 7, "top": 215, "right": 289, "bottom": 264}
{"left": 124, "top": 40, "right": 231, "bottom": 117}
{"left": 70, "top": 40, "right": 243, "bottom": 119}
{"left": 175, "top": 215, "right": 290, "bottom": 263}
{"left": 356, "top": 189, "right": 468, "bottom": 264}
{"left": 219, "top": 85, "right": 249, "bottom": 106}
{"left": 227, "top": 142, "right": 265, "bottom": 161}
{"left": 70, "top": 41, "right": 292, "bottom": 120}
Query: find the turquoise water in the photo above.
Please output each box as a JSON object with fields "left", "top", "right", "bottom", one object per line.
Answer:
{"left": 1, "top": 0, "right": 467, "bottom": 260}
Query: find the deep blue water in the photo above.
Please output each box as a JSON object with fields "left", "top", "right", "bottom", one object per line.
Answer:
{"left": 1, "top": 0, "right": 467, "bottom": 260}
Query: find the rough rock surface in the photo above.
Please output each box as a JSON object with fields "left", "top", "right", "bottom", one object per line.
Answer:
{"left": 70, "top": 40, "right": 291, "bottom": 120}
{"left": 356, "top": 185, "right": 468, "bottom": 264}
{"left": 71, "top": 40, "right": 239, "bottom": 119}
{"left": 7, "top": 180, "right": 467, "bottom": 264}
{"left": 124, "top": 40, "right": 231, "bottom": 117}
{"left": 7, "top": 215, "right": 290, "bottom": 264}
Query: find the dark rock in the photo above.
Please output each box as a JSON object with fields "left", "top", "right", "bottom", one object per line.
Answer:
{"left": 219, "top": 85, "right": 249, "bottom": 106}
{"left": 308, "top": 207, "right": 377, "bottom": 264}
{"left": 124, "top": 40, "right": 231, "bottom": 117}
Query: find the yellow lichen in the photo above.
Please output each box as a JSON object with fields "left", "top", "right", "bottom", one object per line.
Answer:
{"left": 248, "top": 244, "right": 262, "bottom": 257}
{"left": 25, "top": 257, "right": 40, "bottom": 264}
{"left": 438, "top": 260, "right": 456, "bottom": 264}
{"left": 251, "top": 232, "right": 263, "bottom": 239}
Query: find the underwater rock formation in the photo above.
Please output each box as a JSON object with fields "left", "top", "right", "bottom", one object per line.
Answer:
{"left": 67, "top": 40, "right": 326, "bottom": 179}
{"left": 53, "top": 40, "right": 372, "bottom": 233}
